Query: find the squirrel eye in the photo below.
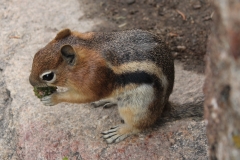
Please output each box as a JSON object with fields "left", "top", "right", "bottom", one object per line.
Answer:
{"left": 40, "top": 71, "right": 56, "bottom": 83}
{"left": 42, "top": 72, "right": 54, "bottom": 81}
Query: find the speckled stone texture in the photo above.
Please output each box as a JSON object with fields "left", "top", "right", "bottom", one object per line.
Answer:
{"left": 204, "top": 0, "right": 240, "bottom": 159}
{"left": 1, "top": 0, "right": 208, "bottom": 159}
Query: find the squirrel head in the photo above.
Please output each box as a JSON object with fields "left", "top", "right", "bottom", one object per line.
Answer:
{"left": 29, "top": 28, "right": 81, "bottom": 87}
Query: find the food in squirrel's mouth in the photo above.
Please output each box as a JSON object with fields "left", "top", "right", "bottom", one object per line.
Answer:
{"left": 33, "top": 86, "right": 57, "bottom": 98}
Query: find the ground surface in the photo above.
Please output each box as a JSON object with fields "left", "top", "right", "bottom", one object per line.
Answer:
{"left": 81, "top": 0, "right": 213, "bottom": 73}
{"left": 0, "top": 0, "right": 211, "bottom": 159}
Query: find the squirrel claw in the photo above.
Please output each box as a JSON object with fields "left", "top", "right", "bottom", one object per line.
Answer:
{"left": 102, "top": 103, "right": 117, "bottom": 108}
{"left": 41, "top": 95, "right": 54, "bottom": 106}
{"left": 102, "top": 126, "right": 128, "bottom": 144}
{"left": 102, "top": 126, "right": 119, "bottom": 135}
{"left": 91, "top": 101, "right": 117, "bottom": 108}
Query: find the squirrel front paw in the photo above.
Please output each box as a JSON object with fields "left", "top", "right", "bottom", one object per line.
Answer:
{"left": 91, "top": 101, "right": 117, "bottom": 108}
{"left": 91, "top": 99, "right": 117, "bottom": 108}
{"left": 41, "top": 94, "right": 57, "bottom": 106}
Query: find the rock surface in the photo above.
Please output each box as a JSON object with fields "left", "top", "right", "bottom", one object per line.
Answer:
{"left": 1, "top": 0, "right": 208, "bottom": 159}
{"left": 204, "top": 0, "right": 240, "bottom": 159}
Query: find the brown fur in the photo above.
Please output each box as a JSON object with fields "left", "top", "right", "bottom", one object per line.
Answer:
{"left": 61, "top": 47, "right": 115, "bottom": 102}
{"left": 54, "top": 28, "right": 71, "bottom": 40}
{"left": 72, "top": 31, "right": 94, "bottom": 40}
{"left": 29, "top": 28, "right": 175, "bottom": 144}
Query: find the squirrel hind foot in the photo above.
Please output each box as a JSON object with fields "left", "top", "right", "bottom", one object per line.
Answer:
{"left": 102, "top": 124, "right": 139, "bottom": 144}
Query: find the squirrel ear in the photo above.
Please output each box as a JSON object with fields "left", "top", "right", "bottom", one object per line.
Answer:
{"left": 55, "top": 29, "right": 71, "bottom": 40}
{"left": 60, "top": 45, "right": 76, "bottom": 65}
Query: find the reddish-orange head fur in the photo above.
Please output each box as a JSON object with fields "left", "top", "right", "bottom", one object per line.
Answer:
{"left": 29, "top": 29, "right": 71, "bottom": 87}
{"left": 29, "top": 29, "right": 115, "bottom": 101}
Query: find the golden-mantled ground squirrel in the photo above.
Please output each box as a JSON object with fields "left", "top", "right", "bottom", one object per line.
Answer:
{"left": 29, "top": 29, "right": 175, "bottom": 144}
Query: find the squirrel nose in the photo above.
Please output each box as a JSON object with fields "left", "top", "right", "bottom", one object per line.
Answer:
{"left": 29, "top": 75, "right": 38, "bottom": 87}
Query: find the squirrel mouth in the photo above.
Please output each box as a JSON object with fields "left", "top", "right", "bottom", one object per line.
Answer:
{"left": 33, "top": 83, "right": 49, "bottom": 88}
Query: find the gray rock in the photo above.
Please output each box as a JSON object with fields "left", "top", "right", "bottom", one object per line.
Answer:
{"left": 1, "top": 0, "right": 100, "bottom": 159}
{"left": 1, "top": 0, "right": 208, "bottom": 159}
{"left": 204, "top": 0, "right": 240, "bottom": 159}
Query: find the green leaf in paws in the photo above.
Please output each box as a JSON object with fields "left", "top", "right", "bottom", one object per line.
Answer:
{"left": 33, "top": 86, "right": 57, "bottom": 99}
